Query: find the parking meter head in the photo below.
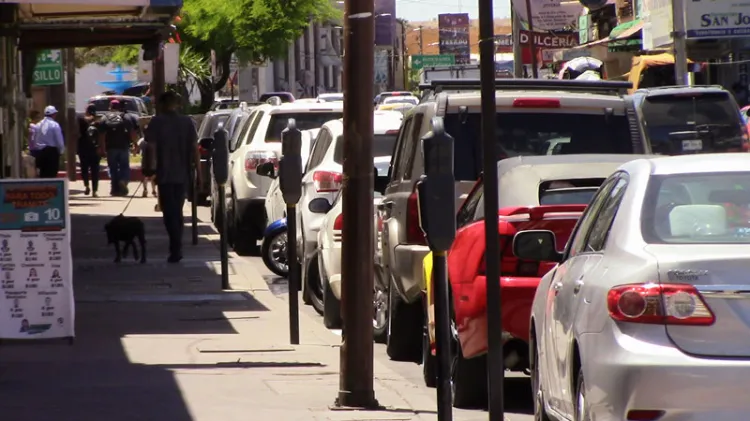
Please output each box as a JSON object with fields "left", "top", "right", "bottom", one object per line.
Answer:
{"left": 280, "top": 119, "right": 303, "bottom": 204}
{"left": 512, "top": 230, "right": 563, "bottom": 262}
{"left": 211, "top": 125, "right": 230, "bottom": 184}
{"left": 418, "top": 117, "right": 456, "bottom": 251}
{"left": 256, "top": 162, "right": 277, "bottom": 179}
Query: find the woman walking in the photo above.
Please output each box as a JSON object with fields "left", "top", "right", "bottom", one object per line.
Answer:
{"left": 77, "top": 105, "right": 101, "bottom": 196}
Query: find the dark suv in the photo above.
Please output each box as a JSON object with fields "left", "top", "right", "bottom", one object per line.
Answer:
{"left": 631, "top": 85, "right": 748, "bottom": 155}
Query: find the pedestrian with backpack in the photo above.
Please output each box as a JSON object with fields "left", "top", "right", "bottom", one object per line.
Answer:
{"left": 77, "top": 105, "right": 101, "bottom": 196}
{"left": 98, "top": 99, "right": 138, "bottom": 196}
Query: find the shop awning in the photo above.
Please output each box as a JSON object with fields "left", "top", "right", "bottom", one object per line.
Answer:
{"left": 607, "top": 19, "right": 643, "bottom": 52}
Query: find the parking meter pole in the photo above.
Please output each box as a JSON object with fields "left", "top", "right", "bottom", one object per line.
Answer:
{"left": 418, "top": 119, "right": 455, "bottom": 421}
{"left": 212, "top": 125, "right": 230, "bottom": 291}
{"left": 286, "top": 205, "right": 300, "bottom": 345}
{"left": 479, "top": 0, "right": 504, "bottom": 414}
{"left": 279, "top": 119, "right": 303, "bottom": 346}
{"left": 219, "top": 186, "right": 229, "bottom": 290}
{"left": 432, "top": 251, "right": 452, "bottom": 421}
{"left": 192, "top": 175, "right": 199, "bottom": 245}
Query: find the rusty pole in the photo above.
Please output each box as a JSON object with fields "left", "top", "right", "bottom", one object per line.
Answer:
{"left": 336, "top": 0, "right": 378, "bottom": 409}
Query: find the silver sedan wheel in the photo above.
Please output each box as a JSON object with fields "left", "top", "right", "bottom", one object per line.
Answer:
{"left": 373, "top": 287, "right": 388, "bottom": 331}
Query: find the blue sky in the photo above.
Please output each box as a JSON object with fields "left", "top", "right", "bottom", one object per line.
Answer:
{"left": 396, "top": 0, "right": 511, "bottom": 21}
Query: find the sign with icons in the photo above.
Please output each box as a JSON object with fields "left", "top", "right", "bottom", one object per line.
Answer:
{"left": 0, "top": 179, "right": 73, "bottom": 340}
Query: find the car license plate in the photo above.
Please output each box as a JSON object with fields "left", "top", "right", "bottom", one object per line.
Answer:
{"left": 682, "top": 139, "right": 703, "bottom": 151}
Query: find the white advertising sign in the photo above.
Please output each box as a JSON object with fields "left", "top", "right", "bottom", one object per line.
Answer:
{"left": 641, "top": 0, "right": 673, "bottom": 50}
{"left": 686, "top": 0, "right": 750, "bottom": 39}
{"left": 0, "top": 179, "right": 74, "bottom": 340}
{"left": 512, "top": 0, "right": 584, "bottom": 31}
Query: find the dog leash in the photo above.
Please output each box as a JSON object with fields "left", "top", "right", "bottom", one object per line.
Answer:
{"left": 120, "top": 180, "right": 144, "bottom": 215}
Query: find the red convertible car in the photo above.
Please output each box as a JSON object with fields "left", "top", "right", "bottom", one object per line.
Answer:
{"left": 422, "top": 154, "right": 646, "bottom": 408}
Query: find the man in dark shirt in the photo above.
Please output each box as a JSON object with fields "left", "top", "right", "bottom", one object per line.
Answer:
{"left": 98, "top": 99, "right": 138, "bottom": 196}
{"left": 77, "top": 105, "right": 101, "bottom": 196}
{"left": 144, "top": 91, "right": 200, "bottom": 263}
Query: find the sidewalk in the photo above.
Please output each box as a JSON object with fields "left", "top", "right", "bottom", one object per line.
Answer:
{"left": 0, "top": 181, "right": 486, "bottom": 421}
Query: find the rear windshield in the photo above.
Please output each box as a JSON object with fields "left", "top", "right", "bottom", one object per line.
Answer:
{"left": 538, "top": 178, "right": 604, "bottom": 205}
{"left": 642, "top": 93, "right": 744, "bottom": 155}
{"left": 211, "top": 101, "right": 239, "bottom": 111}
{"left": 198, "top": 114, "right": 230, "bottom": 139}
{"left": 642, "top": 172, "right": 750, "bottom": 244}
{"left": 90, "top": 98, "right": 139, "bottom": 113}
{"left": 445, "top": 111, "right": 633, "bottom": 181}
{"left": 334, "top": 134, "right": 398, "bottom": 164}
{"left": 265, "top": 112, "right": 342, "bottom": 142}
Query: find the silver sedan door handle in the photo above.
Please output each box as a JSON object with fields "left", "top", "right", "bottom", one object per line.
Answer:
{"left": 552, "top": 282, "right": 563, "bottom": 296}
{"left": 573, "top": 279, "right": 584, "bottom": 294}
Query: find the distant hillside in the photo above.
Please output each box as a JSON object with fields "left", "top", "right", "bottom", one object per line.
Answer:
{"left": 405, "top": 18, "right": 512, "bottom": 56}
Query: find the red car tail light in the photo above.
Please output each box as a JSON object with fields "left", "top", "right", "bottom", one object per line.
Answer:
{"left": 406, "top": 189, "right": 426, "bottom": 245}
{"left": 333, "top": 213, "right": 343, "bottom": 230}
{"left": 313, "top": 171, "right": 343, "bottom": 192}
{"left": 607, "top": 283, "right": 715, "bottom": 326}
{"left": 512, "top": 98, "right": 561, "bottom": 108}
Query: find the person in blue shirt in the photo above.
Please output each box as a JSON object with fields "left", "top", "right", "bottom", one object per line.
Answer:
{"left": 35, "top": 106, "right": 65, "bottom": 178}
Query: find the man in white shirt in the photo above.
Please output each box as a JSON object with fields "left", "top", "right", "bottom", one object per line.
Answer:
{"left": 34, "top": 105, "right": 65, "bottom": 178}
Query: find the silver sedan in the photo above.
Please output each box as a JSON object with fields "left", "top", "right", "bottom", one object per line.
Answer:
{"left": 514, "top": 153, "right": 750, "bottom": 421}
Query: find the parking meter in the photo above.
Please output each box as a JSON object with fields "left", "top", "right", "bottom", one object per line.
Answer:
{"left": 212, "top": 123, "right": 230, "bottom": 290}
{"left": 280, "top": 119, "right": 302, "bottom": 345}
{"left": 417, "top": 116, "right": 455, "bottom": 421}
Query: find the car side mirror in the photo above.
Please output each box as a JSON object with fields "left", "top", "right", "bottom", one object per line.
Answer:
{"left": 256, "top": 161, "right": 277, "bottom": 179}
{"left": 308, "top": 197, "right": 332, "bottom": 214}
{"left": 374, "top": 167, "right": 388, "bottom": 195}
{"left": 512, "top": 230, "right": 562, "bottom": 262}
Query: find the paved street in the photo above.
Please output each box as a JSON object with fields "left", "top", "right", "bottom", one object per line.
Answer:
{"left": 0, "top": 180, "right": 532, "bottom": 421}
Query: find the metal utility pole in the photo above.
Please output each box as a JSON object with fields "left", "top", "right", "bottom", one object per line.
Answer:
{"left": 524, "top": 0, "right": 539, "bottom": 78}
{"left": 64, "top": 48, "right": 77, "bottom": 181}
{"left": 336, "top": 0, "right": 378, "bottom": 410}
{"left": 479, "top": 0, "right": 503, "bottom": 417}
{"left": 512, "top": 11, "right": 523, "bottom": 78}
{"left": 419, "top": 26, "right": 424, "bottom": 55}
{"left": 672, "top": 0, "right": 689, "bottom": 85}
{"left": 151, "top": 48, "right": 166, "bottom": 112}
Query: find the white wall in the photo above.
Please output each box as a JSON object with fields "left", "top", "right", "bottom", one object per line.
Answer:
{"left": 75, "top": 63, "right": 138, "bottom": 112}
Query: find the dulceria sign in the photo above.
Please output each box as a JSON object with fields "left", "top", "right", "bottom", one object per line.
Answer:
{"left": 519, "top": 30, "right": 579, "bottom": 48}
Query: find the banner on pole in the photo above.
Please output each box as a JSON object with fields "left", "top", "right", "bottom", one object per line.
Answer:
{"left": 0, "top": 179, "right": 74, "bottom": 340}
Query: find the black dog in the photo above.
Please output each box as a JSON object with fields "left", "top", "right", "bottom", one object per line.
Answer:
{"left": 104, "top": 214, "right": 146, "bottom": 263}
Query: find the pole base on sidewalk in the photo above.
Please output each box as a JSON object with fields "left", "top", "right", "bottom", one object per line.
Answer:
{"left": 333, "top": 393, "right": 380, "bottom": 410}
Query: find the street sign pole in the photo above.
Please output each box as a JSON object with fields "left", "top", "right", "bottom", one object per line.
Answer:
{"left": 479, "top": 0, "right": 503, "bottom": 417}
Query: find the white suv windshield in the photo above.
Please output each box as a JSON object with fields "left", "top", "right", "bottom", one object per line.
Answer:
{"left": 445, "top": 111, "right": 633, "bottom": 180}
{"left": 265, "top": 112, "right": 343, "bottom": 142}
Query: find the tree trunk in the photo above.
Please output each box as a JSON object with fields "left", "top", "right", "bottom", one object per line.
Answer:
{"left": 199, "top": 81, "right": 214, "bottom": 112}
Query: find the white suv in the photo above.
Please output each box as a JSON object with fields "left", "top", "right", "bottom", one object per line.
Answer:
{"left": 297, "top": 110, "right": 403, "bottom": 314}
{"left": 224, "top": 101, "right": 343, "bottom": 254}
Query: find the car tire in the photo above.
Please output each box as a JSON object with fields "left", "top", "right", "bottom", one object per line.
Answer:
{"left": 261, "top": 227, "right": 289, "bottom": 278}
{"left": 305, "top": 254, "right": 325, "bottom": 315}
{"left": 575, "top": 367, "right": 588, "bottom": 421}
{"left": 421, "top": 323, "right": 437, "bottom": 388}
{"left": 321, "top": 255, "right": 342, "bottom": 329}
{"left": 451, "top": 337, "right": 487, "bottom": 409}
{"left": 386, "top": 273, "right": 423, "bottom": 362}
{"left": 372, "top": 265, "right": 388, "bottom": 344}
{"left": 531, "top": 335, "right": 552, "bottom": 421}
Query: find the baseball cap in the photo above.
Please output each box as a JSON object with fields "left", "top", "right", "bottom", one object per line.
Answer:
{"left": 86, "top": 104, "right": 97, "bottom": 115}
{"left": 44, "top": 105, "right": 58, "bottom": 116}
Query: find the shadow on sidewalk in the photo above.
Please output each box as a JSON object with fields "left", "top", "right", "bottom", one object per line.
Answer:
{"left": 0, "top": 209, "right": 266, "bottom": 421}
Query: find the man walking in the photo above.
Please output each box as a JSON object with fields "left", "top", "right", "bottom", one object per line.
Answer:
{"left": 98, "top": 99, "right": 137, "bottom": 196}
{"left": 34, "top": 106, "right": 65, "bottom": 178}
{"left": 144, "top": 92, "right": 200, "bottom": 263}
{"left": 77, "top": 105, "right": 101, "bottom": 197}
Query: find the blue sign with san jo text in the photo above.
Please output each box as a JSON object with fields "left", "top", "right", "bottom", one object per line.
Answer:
{"left": 0, "top": 180, "right": 66, "bottom": 232}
